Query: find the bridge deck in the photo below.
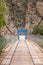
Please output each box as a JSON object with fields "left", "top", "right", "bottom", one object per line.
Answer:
{"left": 1, "top": 39, "right": 43, "bottom": 65}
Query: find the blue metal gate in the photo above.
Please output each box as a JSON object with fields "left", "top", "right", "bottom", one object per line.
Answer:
{"left": 18, "top": 29, "right": 27, "bottom": 40}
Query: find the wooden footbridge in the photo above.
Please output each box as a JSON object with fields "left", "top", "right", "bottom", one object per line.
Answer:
{"left": 0, "top": 39, "right": 43, "bottom": 65}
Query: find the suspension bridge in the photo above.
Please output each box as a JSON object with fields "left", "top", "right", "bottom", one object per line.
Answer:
{"left": 0, "top": 29, "right": 43, "bottom": 65}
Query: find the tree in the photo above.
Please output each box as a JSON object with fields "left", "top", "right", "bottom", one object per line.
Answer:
{"left": 32, "top": 0, "right": 43, "bottom": 32}
{"left": 6, "top": 0, "right": 28, "bottom": 29}
{"left": 0, "top": 0, "right": 7, "bottom": 35}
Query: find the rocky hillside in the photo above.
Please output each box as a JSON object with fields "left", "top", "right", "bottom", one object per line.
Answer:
{"left": 6, "top": 0, "right": 28, "bottom": 28}
{"left": 26, "top": 0, "right": 43, "bottom": 24}
{"left": 6, "top": 0, "right": 43, "bottom": 24}
{"left": 3, "top": 0, "right": 43, "bottom": 35}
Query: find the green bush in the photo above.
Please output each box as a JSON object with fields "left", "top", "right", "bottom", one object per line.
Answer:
{"left": 0, "top": 0, "right": 7, "bottom": 28}
{"left": 32, "top": 24, "right": 43, "bottom": 35}
{"left": 32, "top": 25, "right": 38, "bottom": 34}
{"left": 0, "top": 50, "right": 2, "bottom": 54}
{"left": 38, "top": 24, "right": 43, "bottom": 35}
{"left": 0, "top": 14, "right": 4, "bottom": 28}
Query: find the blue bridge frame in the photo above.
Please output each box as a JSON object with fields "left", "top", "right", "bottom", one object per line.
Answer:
{"left": 18, "top": 29, "right": 27, "bottom": 40}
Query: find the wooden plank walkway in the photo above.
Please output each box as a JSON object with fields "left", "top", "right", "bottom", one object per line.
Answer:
{"left": 26, "top": 40, "right": 43, "bottom": 65}
{"left": 1, "top": 39, "right": 43, "bottom": 65}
